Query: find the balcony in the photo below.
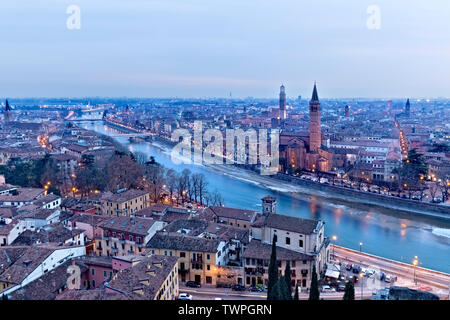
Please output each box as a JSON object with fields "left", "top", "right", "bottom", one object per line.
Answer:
{"left": 178, "top": 268, "right": 190, "bottom": 274}
{"left": 245, "top": 267, "right": 265, "bottom": 276}
{"left": 191, "top": 259, "right": 203, "bottom": 264}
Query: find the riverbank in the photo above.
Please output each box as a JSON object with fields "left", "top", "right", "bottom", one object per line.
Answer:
{"left": 124, "top": 127, "right": 450, "bottom": 222}
{"left": 97, "top": 120, "right": 450, "bottom": 221}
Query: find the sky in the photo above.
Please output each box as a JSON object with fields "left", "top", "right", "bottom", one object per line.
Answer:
{"left": 0, "top": 0, "right": 449, "bottom": 99}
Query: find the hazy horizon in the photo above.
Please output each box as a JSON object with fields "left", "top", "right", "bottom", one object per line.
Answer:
{"left": 1, "top": 0, "right": 449, "bottom": 99}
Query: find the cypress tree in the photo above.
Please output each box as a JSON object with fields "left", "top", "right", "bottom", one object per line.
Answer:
{"left": 284, "top": 261, "right": 292, "bottom": 299}
{"left": 343, "top": 281, "right": 355, "bottom": 300}
{"left": 270, "top": 279, "right": 283, "bottom": 300}
{"left": 293, "top": 284, "right": 299, "bottom": 300}
{"left": 278, "top": 276, "right": 291, "bottom": 300}
{"left": 267, "top": 234, "right": 278, "bottom": 300}
{"left": 308, "top": 264, "right": 320, "bottom": 300}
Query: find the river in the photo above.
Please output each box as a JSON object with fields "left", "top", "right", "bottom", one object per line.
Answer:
{"left": 79, "top": 121, "right": 450, "bottom": 273}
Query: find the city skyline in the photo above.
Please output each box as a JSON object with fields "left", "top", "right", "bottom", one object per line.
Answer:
{"left": 1, "top": 0, "right": 450, "bottom": 98}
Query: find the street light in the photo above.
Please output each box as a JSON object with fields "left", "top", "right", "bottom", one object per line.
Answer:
{"left": 359, "top": 272, "right": 364, "bottom": 300}
{"left": 413, "top": 256, "right": 418, "bottom": 285}
{"left": 359, "top": 242, "right": 363, "bottom": 252}
{"left": 332, "top": 235, "right": 337, "bottom": 259}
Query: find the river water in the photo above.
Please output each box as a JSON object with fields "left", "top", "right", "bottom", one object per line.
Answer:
{"left": 79, "top": 121, "right": 450, "bottom": 273}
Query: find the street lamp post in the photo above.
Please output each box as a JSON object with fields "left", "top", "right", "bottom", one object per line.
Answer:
{"left": 359, "top": 242, "right": 363, "bottom": 253}
{"left": 360, "top": 273, "right": 364, "bottom": 300}
{"left": 332, "top": 235, "right": 337, "bottom": 259}
{"left": 413, "top": 256, "right": 418, "bottom": 285}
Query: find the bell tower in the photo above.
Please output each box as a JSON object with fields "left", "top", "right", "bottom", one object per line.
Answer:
{"left": 309, "top": 83, "right": 322, "bottom": 152}
{"left": 279, "top": 85, "right": 286, "bottom": 120}
{"left": 261, "top": 196, "right": 276, "bottom": 216}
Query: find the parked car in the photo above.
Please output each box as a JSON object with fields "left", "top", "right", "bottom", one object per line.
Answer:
{"left": 345, "top": 264, "right": 353, "bottom": 271}
{"left": 321, "top": 285, "right": 336, "bottom": 293}
{"left": 365, "top": 268, "right": 376, "bottom": 277}
{"left": 186, "top": 281, "right": 201, "bottom": 288}
{"left": 337, "top": 284, "right": 346, "bottom": 292}
{"left": 384, "top": 275, "right": 392, "bottom": 283}
{"left": 216, "top": 283, "right": 232, "bottom": 288}
{"left": 232, "top": 284, "right": 246, "bottom": 291}
{"left": 248, "top": 285, "right": 263, "bottom": 292}
{"left": 352, "top": 265, "right": 361, "bottom": 274}
{"left": 178, "top": 293, "right": 192, "bottom": 300}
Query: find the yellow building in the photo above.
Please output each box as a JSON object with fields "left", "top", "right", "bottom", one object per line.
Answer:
{"left": 146, "top": 231, "right": 227, "bottom": 285}
{"left": 101, "top": 189, "right": 150, "bottom": 216}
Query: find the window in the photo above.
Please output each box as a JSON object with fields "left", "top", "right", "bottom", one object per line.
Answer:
{"left": 286, "top": 237, "right": 290, "bottom": 245}
{"left": 207, "top": 265, "right": 210, "bottom": 270}
{"left": 206, "top": 254, "right": 210, "bottom": 260}
{"left": 180, "top": 252, "right": 186, "bottom": 258}
{"left": 299, "top": 240, "right": 303, "bottom": 248}
{"left": 104, "top": 271, "right": 107, "bottom": 277}
{"left": 91, "top": 268, "right": 95, "bottom": 275}
{"left": 169, "top": 251, "right": 173, "bottom": 256}
{"left": 164, "top": 250, "right": 168, "bottom": 256}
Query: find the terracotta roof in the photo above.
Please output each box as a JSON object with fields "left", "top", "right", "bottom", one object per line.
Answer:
{"left": 56, "top": 289, "right": 130, "bottom": 300}
{"left": 0, "top": 188, "right": 45, "bottom": 203}
{"left": 9, "top": 260, "right": 88, "bottom": 300}
{"left": 103, "top": 189, "right": 149, "bottom": 203}
{"left": 147, "top": 231, "right": 220, "bottom": 253}
{"left": 0, "top": 246, "right": 55, "bottom": 285}
{"left": 100, "top": 216, "right": 157, "bottom": 236}
{"left": 256, "top": 213, "right": 320, "bottom": 235}
{"left": 243, "top": 239, "right": 314, "bottom": 261}
{"left": 11, "top": 223, "right": 83, "bottom": 246}
{"left": 204, "top": 206, "right": 258, "bottom": 222}
{"left": 106, "top": 255, "right": 178, "bottom": 299}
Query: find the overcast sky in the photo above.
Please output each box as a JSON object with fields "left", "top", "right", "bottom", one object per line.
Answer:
{"left": 1, "top": 0, "right": 449, "bottom": 98}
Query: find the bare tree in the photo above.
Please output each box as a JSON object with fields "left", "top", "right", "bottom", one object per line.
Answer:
{"left": 106, "top": 152, "right": 143, "bottom": 191}
{"left": 144, "top": 163, "right": 166, "bottom": 203}
{"left": 165, "top": 169, "right": 178, "bottom": 205}
{"left": 429, "top": 182, "right": 441, "bottom": 202}
{"left": 175, "top": 169, "right": 191, "bottom": 204}
{"left": 207, "top": 189, "right": 224, "bottom": 206}
{"left": 133, "top": 151, "right": 148, "bottom": 165}
{"left": 196, "top": 173, "right": 208, "bottom": 205}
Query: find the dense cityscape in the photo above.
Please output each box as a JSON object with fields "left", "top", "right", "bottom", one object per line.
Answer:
{"left": 0, "top": 82, "right": 448, "bottom": 301}
{"left": 1, "top": 1, "right": 449, "bottom": 311}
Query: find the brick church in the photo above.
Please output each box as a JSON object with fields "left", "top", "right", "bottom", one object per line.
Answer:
{"left": 279, "top": 83, "right": 333, "bottom": 173}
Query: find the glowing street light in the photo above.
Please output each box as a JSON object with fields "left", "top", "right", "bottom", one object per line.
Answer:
{"left": 359, "top": 272, "right": 364, "bottom": 300}
{"left": 359, "top": 242, "right": 363, "bottom": 252}
{"left": 331, "top": 235, "right": 337, "bottom": 259}
{"left": 413, "top": 256, "right": 418, "bottom": 285}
